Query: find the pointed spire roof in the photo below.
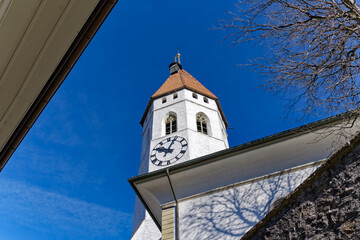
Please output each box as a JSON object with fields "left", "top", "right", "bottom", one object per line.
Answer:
{"left": 140, "top": 64, "right": 228, "bottom": 128}
{"left": 152, "top": 69, "right": 218, "bottom": 100}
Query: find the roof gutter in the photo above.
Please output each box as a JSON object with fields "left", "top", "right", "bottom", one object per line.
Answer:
{"left": 129, "top": 111, "right": 357, "bottom": 235}
{"left": 241, "top": 130, "right": 360, "bottom": 239}
{"left": 131, "top": 111, "right": 355, "bottom": 184}
{"left": 128, "top": 176, "right": 163, "bottom": 230}
{"left": 0, "top": 0, "right": 118, "bottom": 172}
{"left": 128, "top": 168, "right": 182, "bottom": 234}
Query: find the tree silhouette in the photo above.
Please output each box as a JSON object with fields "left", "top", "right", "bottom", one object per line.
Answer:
{"left": 222, "top": 0, "right": 360, "bottom": 123}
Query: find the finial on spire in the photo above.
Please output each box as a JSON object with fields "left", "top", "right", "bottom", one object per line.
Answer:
{"left": 169, "top": 49, "right": 183, "bottom": 75}
{"left": 175, "top": 48, "right": 181, "bottom": 64}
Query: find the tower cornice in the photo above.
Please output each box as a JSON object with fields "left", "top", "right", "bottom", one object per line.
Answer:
{"left": 140, "top": 69, "right": 228, "bottom": 128}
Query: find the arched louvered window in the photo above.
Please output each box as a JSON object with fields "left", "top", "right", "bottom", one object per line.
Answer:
{"left": 196, "top": 114, "right": 208, "bottom": 135}
{"left": 165, "top": 114, "right": 177, "bottom": 135}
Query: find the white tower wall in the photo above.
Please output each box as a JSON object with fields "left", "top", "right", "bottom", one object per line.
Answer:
{"left": 132, "top": 69, "right": 229, "bottom": 240}
{"left": 140, "top": 89, "right": 228, "bottom": 173}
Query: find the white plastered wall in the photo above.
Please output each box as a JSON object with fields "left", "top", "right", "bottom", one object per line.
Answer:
{"left": 143, "top": 89, "right": 229, "bottom": 173}
{"left": 178, "top": 164, "right": 320, "bottom": 239}
{"left": 133, "top": 88, "right": 229, "bottom": 238}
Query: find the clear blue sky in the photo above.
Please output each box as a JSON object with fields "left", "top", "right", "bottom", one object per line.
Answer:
{"left": 0, "top": 1, "right": 320, "bottom": 239}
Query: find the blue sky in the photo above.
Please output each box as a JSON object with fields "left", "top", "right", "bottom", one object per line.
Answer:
{"left": 0, "top": 1, "right": 321, "bottom": 239}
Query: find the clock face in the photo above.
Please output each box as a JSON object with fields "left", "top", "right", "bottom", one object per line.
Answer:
{"left": 150, "top": 136, "right": 188, "bottom": 166}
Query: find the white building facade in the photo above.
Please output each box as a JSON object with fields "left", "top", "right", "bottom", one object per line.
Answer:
{"left": 129, "top": 59, "right": 360, "bottom": 239}
{"left": 132, "top": 60, "right": 229, "bottom": 239}
{"left": 178, "top": 162, "right": 320, "bottom": 239}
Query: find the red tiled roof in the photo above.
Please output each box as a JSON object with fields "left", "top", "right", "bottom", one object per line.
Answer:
{"left": 152, "top": 70, "right": 218, "bottom": 99}
{"left": 140, "top": 69, "right": 228, "bottom": 128}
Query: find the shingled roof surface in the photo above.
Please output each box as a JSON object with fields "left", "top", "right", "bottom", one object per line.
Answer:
{"left": 140, "top": 68, "right": 228, "bottom": 127}
{"left": 152, "top": 69, "right": 217, "bottom": 99}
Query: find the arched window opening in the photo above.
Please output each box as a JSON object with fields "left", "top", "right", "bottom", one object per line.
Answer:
{"left": 196, "top": 114, "right": 208, "bottom": 135}
{"left": 173, "top": 93, "right": 178, "bottom": 99}
{"left": 165, "top": 114, "right": 177, "bottom": 135}
{"left": 192, "top": 93, "right": 198, "bottom": 99}
{"left": 162, "top": 97, "right": 167, "bottom": 103}
{"left": 203, "top": 97, "right": 208, "bottom": 103}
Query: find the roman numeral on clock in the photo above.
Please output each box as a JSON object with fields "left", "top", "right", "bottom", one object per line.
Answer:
{"left": 150, "top": 136, "right": 187, "bottom": 166}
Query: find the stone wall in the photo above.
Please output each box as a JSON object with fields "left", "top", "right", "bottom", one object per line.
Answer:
{"left": 244, "top": 140, "right": 360, "bottom": 239}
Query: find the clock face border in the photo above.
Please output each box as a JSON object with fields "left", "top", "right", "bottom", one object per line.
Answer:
{"left": 150, "top": 136, "right": 188, "bottom": 166}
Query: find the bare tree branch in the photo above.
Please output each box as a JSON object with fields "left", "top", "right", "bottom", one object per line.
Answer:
{"left": 221, "top": 0, "right": 360, "bottom": 123}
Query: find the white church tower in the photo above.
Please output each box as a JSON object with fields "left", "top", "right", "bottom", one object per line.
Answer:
{"left": 131, "top": 54, "right": 229, "bottom": 239}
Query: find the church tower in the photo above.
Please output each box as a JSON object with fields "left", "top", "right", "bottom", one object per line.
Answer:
{"left": 131, "top": 54, "right": 229, "bottom": 239}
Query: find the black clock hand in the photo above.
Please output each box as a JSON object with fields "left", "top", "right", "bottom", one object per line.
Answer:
{"left": 155, "top": 147, "right": 167, "bottom": 152}
{"left": 164, "top": 137, "right": 177, "bottom": 156}
{"left": 155, "top": 147, "right": 173, "bottom": 155}
{"left": 151, "top": 137, "right": 187, "bottom": 166}
{"left": 163, "top": 147, "right": 174, "bottom": 157}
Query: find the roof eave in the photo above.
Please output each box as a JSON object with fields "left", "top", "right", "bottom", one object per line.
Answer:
{"left": 128, "top": 178, "right": 163, "bottom": 230}
{"left": 131, "top": 111, "right": 357, "bottom": 233}
{"left": 134, "top": 111, "right": 354, "bottom": 182}
{"left": 0, "top": 0, "right": 118, "bottom": 171}
{"left": 241, "top": 129, "right": 360, "bottom": 239}
{"left": 140, "top": 86, "right": 228, "bottom": 127}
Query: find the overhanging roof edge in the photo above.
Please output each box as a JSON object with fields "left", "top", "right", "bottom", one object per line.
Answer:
{"left": 128, "top": 179, "right": 162, "bottom": 230}
{"left": 241, "top": 126, "right": 360, "bottom": 239}
{"left": 129, "top": 111, "right": 355, "bottom": 233}
{"left": 0, "top": 0, "right": 118, "bottom": 172}
{"left": 139, "top": 86, "right": 224, "bottom": 127}
{"left": 131, "top": 111, "right": 353, "bottom": 183}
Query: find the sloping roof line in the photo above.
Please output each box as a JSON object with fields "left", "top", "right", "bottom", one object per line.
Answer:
{"left": 129, "top": 111, "right": 354, "bottom": 230}
{"left": 152, "top": 70, "right": 217, "bottom": 99}
{"left": 140, "top": 69, "right": 228, "bottom": 128}
{"left": 0, "top": 0, "right": 118, "bottom": 171}
{"left": 241, "top": 125, "right": 360, "bottom": 239}
{"left": 133, "top": 111, "right": 352, "bottom": 183}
